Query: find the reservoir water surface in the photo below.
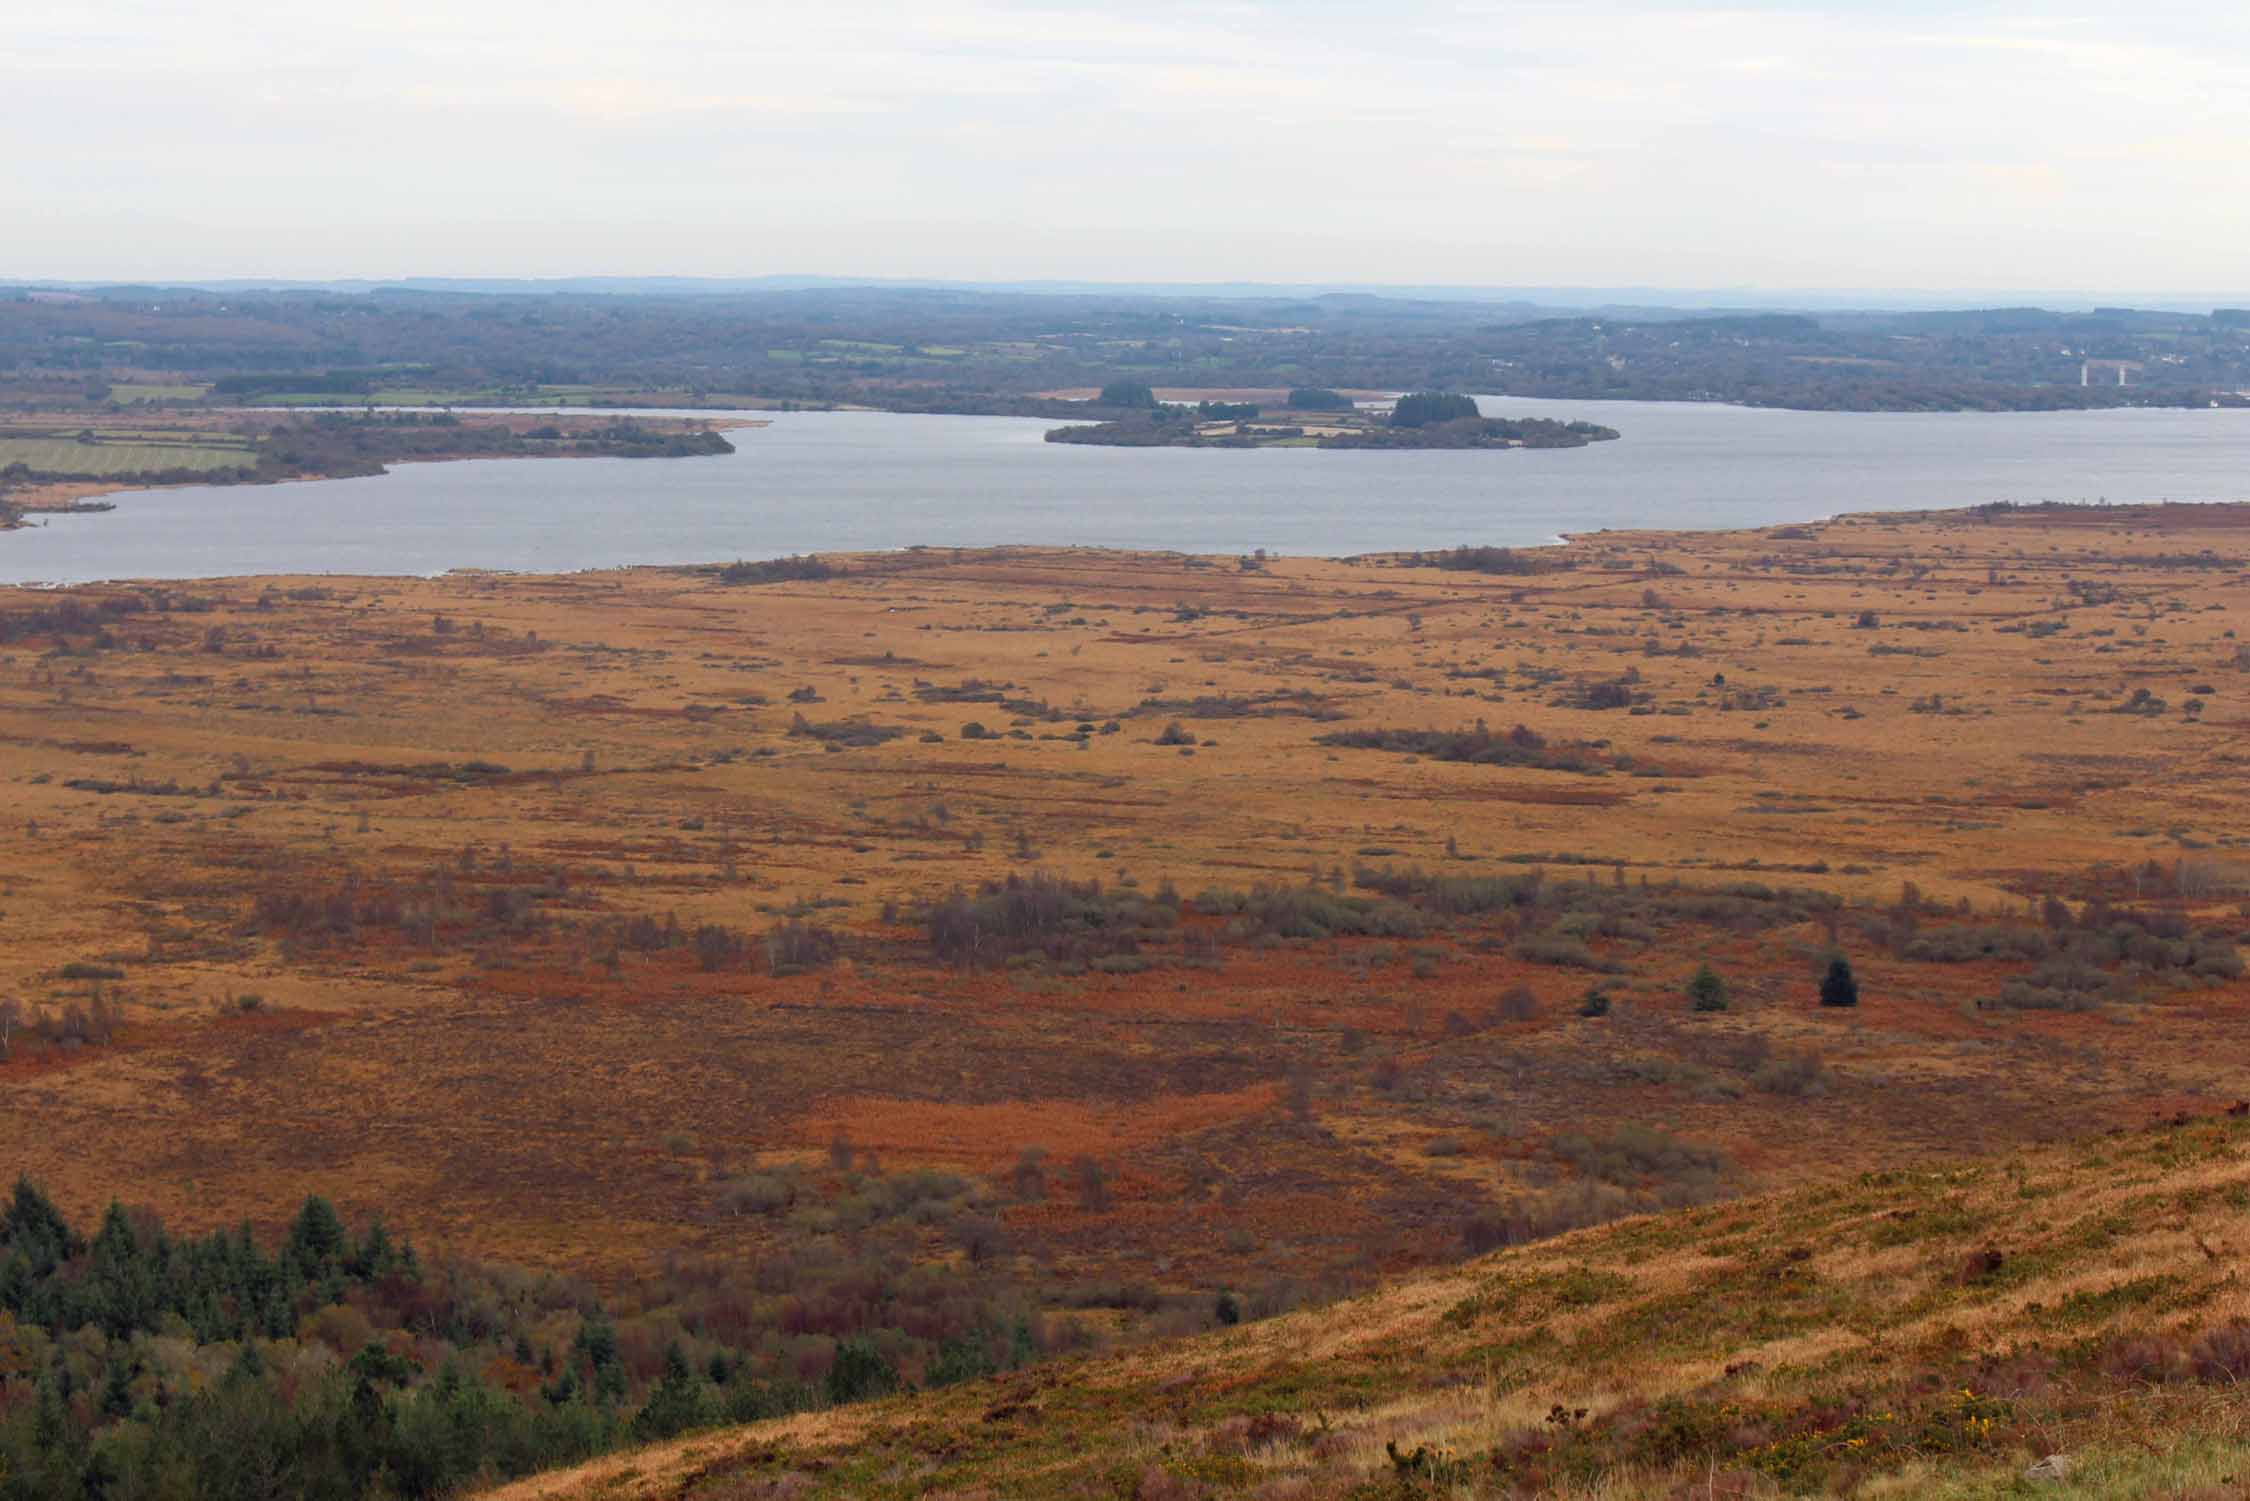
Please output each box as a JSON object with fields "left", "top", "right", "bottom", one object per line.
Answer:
{"left": 6, "top": 397, "right": 2247, "bottom": 583}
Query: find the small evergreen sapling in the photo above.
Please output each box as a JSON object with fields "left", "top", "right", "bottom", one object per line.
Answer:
{"left": 1687, "top": 964, "right": 1729, "bottom": 1012}
{"left": 1820, "top": 955, "right": 1860, "bottom": 1008}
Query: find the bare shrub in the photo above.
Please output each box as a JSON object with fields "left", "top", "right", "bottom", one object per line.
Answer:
{"left": 929, "top": 871, "right": 1180, "bottom": 968}
{"left": 718, "top": 1174, "right": 796, "bottom": 1216}
{"left": 2191, "top": 1320, "right": 2250, "bottom": 1383}
{"left": 1554, "top": 1124, "right": 1732, "bottom": 1199}
{"left": 1493, "top": 984, "right": 1540, "bottom": 1022}
{"left": 1751, "top": 1050, "right": 1828, "bottom": 1097}
{"left": 2102, "top": 1333, "right": 2188, "bottom": 1385}
{"left": 1072, "top": 1156, "right": 1112, "bottom": 1212}
{"left": 694, "top": 923, "right": 751, "bottom": 971}
{"left": 764, "top": 920, "right": 838, "bottom": 976}
{"left": 1519, "top": 933, "right": 1623, "bottom": 973}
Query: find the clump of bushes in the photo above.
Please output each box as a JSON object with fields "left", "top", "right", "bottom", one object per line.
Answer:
{"left": 1987, "top": 959, "right": 2129, "bottom": 1011}
{"left": 1879, "top": 887, "right": 2244, "bottom": 1002}
{"left": 693, "top": 922, "right": 752, "bottom": 971}
{"left": 1518, "top": 932, "right": 1624, "bottom": 972}
{"left": 1355, "top": 864, "right": 1544, "bottom": 916}
{"left": 927, "top": 871, "right": 1178, "bottom": 968}
{"left": 788, "top": 713, "right": 905, "bottom": 748}
{"left": 718, "top": 555, "right": 835, "bottom": 585}
{"left": 1753, "top": 1050, "right": 1829, "bottom": 1096}
{"left": 1556, "top": 674, "right": 1645, "bottom": 711}
{"left": 1390, "top": 392, "right": 1481, "bottom": 428}
{"left": 1196, "top": 883, "right": 1424, "bottom": 941}
{"left": 1554, "top": 1123, "right": 1733, "bottom": 1196}
{"left": 1462, "top": 1126, "right": 1736, "bottom": 1253}
{"left": 764, "top": 920, "right": 839, "bottom": 976}
{"left": 1317, "top": 721, "right": 1604, "bottom": 774}
{"left": 1687, "top": 964, "right": 1730, "bottom": 1011}
{"left": 1403, "top": 545, "right": 1549, "bottom": 576}
{"left": 716, "top": 1172, "right": 796, "bottom": 1215}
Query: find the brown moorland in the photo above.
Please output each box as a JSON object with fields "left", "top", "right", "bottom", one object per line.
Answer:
{"left": 0, "top": 503, "right": 2246, "bottom": 1369}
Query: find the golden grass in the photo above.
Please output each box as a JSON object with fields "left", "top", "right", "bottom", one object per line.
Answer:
{"left": 0, "top": 516, "right": 2243, "bottom": 1272}
{"left": 479, "top": 1110, "right": 2250, "bottom": 1498}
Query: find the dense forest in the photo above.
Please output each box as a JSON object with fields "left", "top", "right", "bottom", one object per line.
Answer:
{"left": 4, "top": 285, "right": 2247, "bottom": 414}
{"left": 0, "top": 1177, "right": 1050, "bottom": 1499}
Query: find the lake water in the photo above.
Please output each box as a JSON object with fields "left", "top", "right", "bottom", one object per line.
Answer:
{"left": 6, "top": 397, "right": 2248, "bottom": 583}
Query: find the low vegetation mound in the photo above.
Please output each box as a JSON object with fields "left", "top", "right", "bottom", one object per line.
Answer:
{"left": 1315, "top": 721, "right": 1617, "bottom": 774}
{"left": 1317, "top": 414, "right": 1619, "bottom": 449}
{"left": 1389, "top": 392, "right": 1482, "bottom": 428}
{"left": 481, "top": 1110, "right": 2250, "bottom": 1501}
{"left": 925, "top": 870, "right": 1180, "bottom": 968}
{"left": 716, "top": 555, "right": 835, "bottom": 585}
{"left": 1399, "top": 543, "right": 1554, "bottom": 574}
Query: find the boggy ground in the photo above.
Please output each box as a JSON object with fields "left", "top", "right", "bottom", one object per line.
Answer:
{"left": 0, "top": 503, "right": 2246, "bottom": 1318}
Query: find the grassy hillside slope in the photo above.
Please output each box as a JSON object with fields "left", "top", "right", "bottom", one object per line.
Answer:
{"left": 485, "top": 1108, "right": 2250, "bottom": 1500}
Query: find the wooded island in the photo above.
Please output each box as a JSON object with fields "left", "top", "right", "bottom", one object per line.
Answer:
{"left": 1043, "top": 386, "right": 1620, "bottom": 450}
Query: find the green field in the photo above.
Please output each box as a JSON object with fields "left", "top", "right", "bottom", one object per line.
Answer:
{"left": 256, "top": 384, "right": 610, "bottom": 407}
{"left": 108, "top": 382, "right": 209, "bottom": 403}
{"left": 0, "top": 430, "right": 255, "bottom": 476}
{"left": 257, "top": 388, "right": 502, "bottom": 407}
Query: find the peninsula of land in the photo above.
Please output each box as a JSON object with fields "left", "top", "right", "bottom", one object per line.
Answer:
{"left": 0, "top": 410, "right": 743, "bottom": 527}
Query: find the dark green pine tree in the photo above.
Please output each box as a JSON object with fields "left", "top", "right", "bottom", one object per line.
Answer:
{"left": 1820, "top": 955, "right": 1860, "bottom": 1008}
{"left": 285, "top": 1195, "right": 350, "bottom": 1277}
{"left": 826, "top": 1336, "right": 900, "bottom": 1405}
{"left": 100, "top": 1357, "right": 134, "bottom": 1418}
{"left": 4, "top": 1177, "right": 84, "bottom": 1276}
{"left": 633, "top": 1342, "right": 711, "bottom": 1440}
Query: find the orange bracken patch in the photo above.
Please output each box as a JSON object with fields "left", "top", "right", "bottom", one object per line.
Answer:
{"left": 801, "top": 1084, "right": 1283, "bottom": 1170}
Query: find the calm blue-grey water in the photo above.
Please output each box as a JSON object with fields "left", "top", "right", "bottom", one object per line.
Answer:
{"left": 6, "top": 397, "right": 2248, "bottom": 583}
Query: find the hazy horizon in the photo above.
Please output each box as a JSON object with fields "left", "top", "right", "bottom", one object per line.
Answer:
{"left": 7, "top": 273, "right": 2250, "bottom": 314}
{"left": 14, "top": 2, "right": 2248, "bottom": 293}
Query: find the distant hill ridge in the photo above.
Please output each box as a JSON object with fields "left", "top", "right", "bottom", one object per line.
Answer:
{"left": 8, "top": 275, "right": 2248, "bottom": 315}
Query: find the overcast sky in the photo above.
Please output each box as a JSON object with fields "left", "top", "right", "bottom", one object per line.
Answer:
{"left": 9, "top": 1, "right": 2248, "bottom": 294}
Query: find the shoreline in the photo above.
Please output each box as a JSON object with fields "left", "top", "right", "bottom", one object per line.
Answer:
{"left": 8, "top": 402, "right": 2246, "bottom": 584}
{"left": 6, "top": 498, "right": 2246, "bottom": 591}
{"left": 0, "top": 412, "right": 765, "bottom": 528}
